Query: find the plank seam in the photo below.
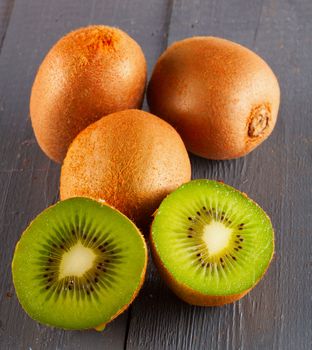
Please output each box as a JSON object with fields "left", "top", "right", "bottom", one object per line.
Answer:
{"left": 124, "top": 307, "right": 132, "bottom": 350}
{"left": 0, "top": 0, "right": 15, "bottom": 55}
{"left": 162, "top": 0, "right": 174, "bottom": 50}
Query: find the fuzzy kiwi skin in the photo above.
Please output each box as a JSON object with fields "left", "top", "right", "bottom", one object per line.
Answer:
{"left": 30, "top": 25, "right": 147, "bottom": 163}
{"left": 147, "top": 36, "right": 280, "bottom": 160}
{"left": 60, "top": 109, "right": 191, "bottom": 230}
{"left": 12, "top": 199, "right": 148, "bottom": 331}
{"left": 150, "top": 190, "right": 275, "bottom": 306}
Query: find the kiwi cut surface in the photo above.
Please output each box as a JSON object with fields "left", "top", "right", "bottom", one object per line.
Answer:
{"left": 151, "top": 180, "right": 274, "bottom": 306}
{"left": 12, "top": 198, "right": 147, "bottom": 330}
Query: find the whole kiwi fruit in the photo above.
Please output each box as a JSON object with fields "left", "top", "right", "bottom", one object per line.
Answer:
{"left": 151, "top": 179, "right": 274, "bottom": 306}
{"left": 147, "top": 36, "right": 280, "bottom": 160}
{"left": 30, "top": 25, "right": 147, "bottom": 163}
{"left": 60, "top": 109, "right": 191, "bottom": 229}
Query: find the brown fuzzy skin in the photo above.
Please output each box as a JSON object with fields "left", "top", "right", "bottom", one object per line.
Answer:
{"left": 150, "top": 185, "right": 275, "bottom": 307}
{"left": 147, "top": 36, "right": 280, "bottom": 160}
{"left": 30, "top": 25, "right": 147, "bottom": 163}
{"left": 60, "top": 109, "right": 191, "bottom": 229}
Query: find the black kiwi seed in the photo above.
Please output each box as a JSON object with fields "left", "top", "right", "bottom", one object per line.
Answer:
{"left": 235, "top": 240, "right": 239, "bottom": 244}
{"left": 94, "top": 278, "right": 99, "bottom": 283}
{"left": 188, "top": 217, "right": 192, "bottom": 221}
{"left": 202, "top": 206, "right": 206, "bottom": 210}
{"left": 234, "top": 248, "right": 239, "bottom": 251}
{"left": 238, "top": 246, "right": 243, "bottom": 249}
{"left": 187, "top": 235, "right": 193, "bottom": 238}
{"left": 196, "top": 253, "right": 201, "bottom": 257}
{"left": 236, "top": 235, "right": 241, "bottom": 238}
{"left": 220, "top": 258, "right": 224, "bottom": 263}
{"left": 92, "top": 237, "right": 97, "bottom": 242}
{"left": 197, "top": 211, "right": 201, "bottom": 216}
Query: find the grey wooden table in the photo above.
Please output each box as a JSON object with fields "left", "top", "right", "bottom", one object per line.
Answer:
{"left": 0, "top": 0, "right": 311, "bottom": 349}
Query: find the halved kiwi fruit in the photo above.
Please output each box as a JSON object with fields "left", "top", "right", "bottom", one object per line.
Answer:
{"left": 151, "top": 179, "right": 274, "bottom": 306}
{"left": 12, "top": 198, "right": 147, "bottom": 330}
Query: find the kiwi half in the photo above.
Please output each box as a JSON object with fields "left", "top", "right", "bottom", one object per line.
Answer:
{"left": 151, "top": 180, "right": 274, "bottom": 306}
{"left": 12, "top": 198, "right": 147, "bottom": 330}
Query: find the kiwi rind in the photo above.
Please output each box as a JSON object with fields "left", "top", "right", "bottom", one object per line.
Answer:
{"left": 12, "top": 197, "right": 147, "bottom": 330}
{"left": 150, "top": 179, "right": 274, "bottom": 306}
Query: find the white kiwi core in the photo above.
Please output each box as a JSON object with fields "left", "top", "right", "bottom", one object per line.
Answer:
{"left": 59, "top": 241, "right": 96, "bottom": 279}
{"left": 203, "top": 221, "right": 233, "bottom": 256}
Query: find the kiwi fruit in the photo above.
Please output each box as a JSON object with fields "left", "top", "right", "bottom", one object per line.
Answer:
{"left": 12, "top": 197, "right": 147, "bottom": 330}
{"left": 60, "top": 109, "right": 191, "bottom": 229}
{"left": 30, "top": 25, "right": 147, "bottom": 163}
{"left": 151, "top": 179, "right": 274, "bottom": 306}
{"left": 147, "top": 36, "right": 280, "bottom": 160}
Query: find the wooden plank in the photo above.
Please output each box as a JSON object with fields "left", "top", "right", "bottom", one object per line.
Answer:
{"left": 0, "top": 0, "right": 169, "bottom": 349}
{"left": 0, "top": 0, "right": 14, "bottom": 52}
{"left": 127, "top": 0, "right": 312, "bottom": 349}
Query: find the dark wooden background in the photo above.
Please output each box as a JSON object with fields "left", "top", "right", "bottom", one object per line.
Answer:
{"left": 0, "top": 0, "right": 311, "bottom": 349}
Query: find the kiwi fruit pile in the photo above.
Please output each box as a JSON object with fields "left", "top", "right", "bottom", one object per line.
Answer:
{"left": 12, "top": 198, "right": 147, "bottom": 330}
{"left": 11, "top": 26, "right": 279, "bottom": 331}
{"left": 150, "top": 180, "right": 274, "bottom": 306}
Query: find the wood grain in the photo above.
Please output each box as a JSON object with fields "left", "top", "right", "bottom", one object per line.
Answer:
{"left": 127, "top": 0, "right": 312, "bottom": 349}
{"left": 0, "top": 0, "right": 169, "bottom": 349}
{"left": 0, "top": 0, "right": 14, "bottom": 53}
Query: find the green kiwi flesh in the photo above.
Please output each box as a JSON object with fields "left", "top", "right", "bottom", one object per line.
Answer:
{"left": 151, "top": 180, "right": 274, "bottom": 299}
{"left": 12, "top": 198, "right": 147, "bottom": 330}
